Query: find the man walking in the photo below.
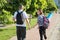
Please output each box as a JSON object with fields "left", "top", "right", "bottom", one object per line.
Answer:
{"left": 13, "top": 4, "right": 30, "bottom": 40}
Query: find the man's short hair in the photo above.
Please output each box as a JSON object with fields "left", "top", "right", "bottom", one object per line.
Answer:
{"left": 19, "top": 4, "right": 23, "bottom": 9}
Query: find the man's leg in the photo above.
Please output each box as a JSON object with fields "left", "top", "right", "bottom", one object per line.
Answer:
{"left": 16, "top": 26, "right": 21, "bottom": 40}
{"left": 21, "top": 27, "right": 26, "bottom": 40}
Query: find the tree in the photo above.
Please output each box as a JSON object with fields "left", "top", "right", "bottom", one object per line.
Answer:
{"left": 0, "top": 0, "right": 57, "bottom": 24}
{"left": 45, "top": 0, "right": 57, "bottom": 13}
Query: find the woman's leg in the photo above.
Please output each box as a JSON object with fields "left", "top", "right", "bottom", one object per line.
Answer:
{"left": 43, "top": 27, "right": 47, "bottom": 39}
{"left": 39, "top": 27, "right": 43, "bottom": 40}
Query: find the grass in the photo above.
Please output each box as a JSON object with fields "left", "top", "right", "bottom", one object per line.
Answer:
{"left": 30, "top": 18, "right": 37, "bottom": 26}
{"left": 0, "top": 18, "right": 37, "bottom": 40}
{"left": 0, "top": 27, "right": 16, "bottom": 40}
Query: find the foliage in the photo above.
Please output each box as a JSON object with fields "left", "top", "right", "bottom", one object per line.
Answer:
{"left": 2, "top": 9, "right": 14, "bottom": 24}
{"left": 0, "top": 9, "right": 13, "bottom": 24}
{"left": 44, "top": 0, "right": 57, "bottom": 13}
{"left": 0, "top": 0, "right": 57, "bottom": 24}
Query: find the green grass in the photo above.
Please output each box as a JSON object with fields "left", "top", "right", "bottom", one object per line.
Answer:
{"left": 30, "top": 18, "right": 37, "bottom": 26}
{"left": 0, "top": 18, "right": 37, "bottom": 40}
{"left": 0, "top": 27, "right": 16, "bottom": 40}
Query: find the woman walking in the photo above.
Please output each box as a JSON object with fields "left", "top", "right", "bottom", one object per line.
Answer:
{"left": 35, "top": 9, "right": 47, "bottom": 40}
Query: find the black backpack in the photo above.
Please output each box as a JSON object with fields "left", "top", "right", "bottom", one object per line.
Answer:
{"left": 16, "top": 11, "right": 23, "bottom": 24}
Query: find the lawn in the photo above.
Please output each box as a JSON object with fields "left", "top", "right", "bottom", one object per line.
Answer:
{"left": 0, "top": 18, "right": 37, "bottom": 40}
{"left": 0, "top": 27, "right": 16, "bottom": 40}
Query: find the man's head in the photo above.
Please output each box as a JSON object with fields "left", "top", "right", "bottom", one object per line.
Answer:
{"left": 18, "top": 4, "right": 24, "bottom": 10}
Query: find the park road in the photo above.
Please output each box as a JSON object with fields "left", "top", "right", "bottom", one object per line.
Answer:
{"left": 10, "top": 13, "right": 60, "bottom": 40}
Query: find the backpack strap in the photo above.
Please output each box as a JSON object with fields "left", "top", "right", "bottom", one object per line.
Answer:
{"left": 17, "top": 11, "right": 23, "bottom": 14}
{"left": 17, "top": 11, "right": 23, "bottom": 18}
{"left": 43, "top": 16, "right": 46, "bottom": 25}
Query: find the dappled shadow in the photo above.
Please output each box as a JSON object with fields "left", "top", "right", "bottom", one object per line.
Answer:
{"left": 4, "top": 28, "right": 16, "bottom": 31}
{"left": 0, "top": 28, "right": 16, "bottom": 32}
{"left": 0, "top": 29, "right": 3, "bottom": 31}
{"left": 0, "top": 29, "right": 9, "bottom": 31}
{"left": 6, "top": 28, "right": 16, "bottom": 30}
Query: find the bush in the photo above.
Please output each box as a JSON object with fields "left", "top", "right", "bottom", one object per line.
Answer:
{"left": 2, "top": 9, "right": 14, "bottom": 24}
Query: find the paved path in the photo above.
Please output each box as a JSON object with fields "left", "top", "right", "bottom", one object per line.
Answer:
{"left": 47, "top": 14, "right": 60, "bottom": 40}
{"left": 10, "top": 13, "right": 60, "bottom": 40}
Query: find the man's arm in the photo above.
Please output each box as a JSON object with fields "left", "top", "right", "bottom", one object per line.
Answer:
{"left": 23, "top": 11, "right": 31, "bottom": 29}
{"left": 13, "top": 12, "right": 17, "bottom": 22}
{"left": 26, "top": 18, "right": 31, "bottom": 29}
{"left": 13, "top": 17, "right": 16, "bottom": 22}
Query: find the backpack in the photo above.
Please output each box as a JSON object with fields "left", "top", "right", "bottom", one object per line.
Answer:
{"left": 16, "top": 11, "right": 23, "bottom": 24}
{"left": 43, "top": 16, "right": 49, "bottom": 29}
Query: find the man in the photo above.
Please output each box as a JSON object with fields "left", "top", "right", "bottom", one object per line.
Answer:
{"left": 13, "top": 4, "right": 31, "bottom": 40}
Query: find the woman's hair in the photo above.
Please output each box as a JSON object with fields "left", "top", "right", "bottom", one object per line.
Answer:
{"left": 35, "top": 8, "right": 43, "bottom": 17}
{"left": 38, "top": 8, "right": 43, "bottom": 15}
{"left": 38, "top": 8, "right": 43, "bottom": 12}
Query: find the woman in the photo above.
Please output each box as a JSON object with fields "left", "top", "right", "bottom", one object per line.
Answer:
{"left": 35, "top": 9, "right": 47, "bottom": 40}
